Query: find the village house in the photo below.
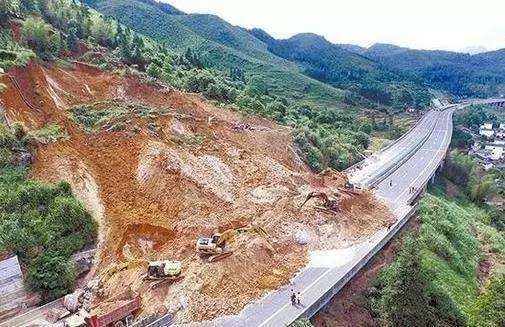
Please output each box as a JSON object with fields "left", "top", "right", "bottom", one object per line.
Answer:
{"left": 479, "top": 122, "right": 495, "bottom": 138}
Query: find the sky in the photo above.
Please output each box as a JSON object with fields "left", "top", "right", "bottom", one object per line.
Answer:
{"left": 165, "top": 0, "right": 505, "bottom": 52}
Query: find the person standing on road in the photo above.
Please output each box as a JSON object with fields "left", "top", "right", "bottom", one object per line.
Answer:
{"left": 297, "top": 292, "right": 301, "bottom": 306}
{"left": 290, "top": 289, "right": 296, "bottom": 306}
{"left": 389, "top": 179, "right": 393, "bottom": 187}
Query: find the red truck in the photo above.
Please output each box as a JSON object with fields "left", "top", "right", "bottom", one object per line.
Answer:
{"left": 85, "top": 296, "right": 140, "bottom": 327}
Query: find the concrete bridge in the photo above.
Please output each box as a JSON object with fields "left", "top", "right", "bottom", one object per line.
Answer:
{"left": 462, "top": 98, "right": 505, "bottom": 107}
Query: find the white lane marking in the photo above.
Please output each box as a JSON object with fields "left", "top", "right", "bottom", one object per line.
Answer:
{"left": 258, "top": 110, "right": 453, "bottom": 327}
{"left": 257, "top": 266, "right": 334, "bottom": 327}
{"left": 392, "top": 113, "right": 451, "bottom": 204}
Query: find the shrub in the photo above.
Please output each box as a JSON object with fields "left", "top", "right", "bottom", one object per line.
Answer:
{"left": 21, "top": 16, "right": 61, "bottom": 60}
{"left": 146, "top": 62, "right": 161, "bottom": 78}
{"left": 469, "top": 274, "right": 505, "bottom": 327}
{"left": 26, "top": 251, "right": 76, "bottom": 301}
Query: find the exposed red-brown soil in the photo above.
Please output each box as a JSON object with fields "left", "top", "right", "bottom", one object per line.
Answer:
{"left": 0, "top": 60, "right": 392, "bottom": 323}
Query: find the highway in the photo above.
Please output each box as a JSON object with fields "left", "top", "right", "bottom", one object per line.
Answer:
{"left": 1, "top": 107, "right": 454, "bottom": 327}
{"left": 375, "top": 109, "right": 453, "bottom": 207}
{"left": 176, "top": 107, "right": 454, "bottom": 327}
{"left": 348, "top": 110, "right": 440, "bottom": 187}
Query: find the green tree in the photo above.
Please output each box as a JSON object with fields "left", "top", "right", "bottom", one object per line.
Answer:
{"left": 19, "top": 0, "right": 39, "bottom": 14}
{"left": 146, "top": 62, "right": 162, "bottom": 79}
{"left": 90, "top": 15, "right": 116, "bottom": 47}
{"left": 161, "top": 56, "right": 174, "bottom": 75}
{"left": 0, "top": 0, "right": 20, "bottom": 23}
{"left": 21, "top": 16, "right": 60, "bottom": 59}
{"left": 26, "top": 251, "right": 76, "bottom": 301}
{"left": 378, "top": 235, "right": 437, "bottom": 326}
{"left": 468, "top": 174, "right": 496, "bottom": 203}
{"left": 46, "top": 195, "right": 97, "bottom": 256}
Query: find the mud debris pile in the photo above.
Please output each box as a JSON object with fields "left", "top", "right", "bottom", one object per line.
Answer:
{"left": 0, "top": 61, "right": 392, "bottom": 323}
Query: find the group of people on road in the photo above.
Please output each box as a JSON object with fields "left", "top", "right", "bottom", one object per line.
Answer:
{"left": 389, "top": 179, "right": 417, "bottom": 195}
{"left": 290, "top": 289, "right": 302, "bottom": 307}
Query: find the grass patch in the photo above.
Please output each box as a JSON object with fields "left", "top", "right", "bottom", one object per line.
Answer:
{"left": 27, "top": 123, "right": 67, "bottom": 143}
{"left": 69, "top": 101, "right": 171, "bottom": 132}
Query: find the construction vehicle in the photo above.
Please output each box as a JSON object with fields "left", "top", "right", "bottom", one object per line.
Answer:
{"left": 99, "top": 259, "right": 183, "bottom": 292}
{"left": 196, "top": 225, "right": 273, "bottom": 262}
{"left": 143, "top": 260, "right": 183, "bottom": 289}
{"left": 84, "top": 296, "right": 141, "bottom": 327}
{"left": 300, "top": 191, "right": 340, "bottom": 213}
{"left": 343, "top": 181, "right": 362, "bottom": 194}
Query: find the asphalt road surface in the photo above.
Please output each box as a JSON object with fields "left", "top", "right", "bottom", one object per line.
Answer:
{"left": 179, "top": 108, "right": 454, "bottom": 327}
{"left": 3, "top": 107, "right": 453, "bottom": 327}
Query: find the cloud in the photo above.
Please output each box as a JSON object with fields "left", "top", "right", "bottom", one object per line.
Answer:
{"left": 163, "top": 0, "right": 505, "bottom": 51}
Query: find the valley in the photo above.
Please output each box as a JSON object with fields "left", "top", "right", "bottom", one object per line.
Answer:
{"left": 0, "top": 1, "right": 504, "bottom": 327}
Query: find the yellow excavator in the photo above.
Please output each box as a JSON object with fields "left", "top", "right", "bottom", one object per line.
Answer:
{"left": 143, "top": 260, "right": 183, "bottom": 289}
{"left": 196, "top": 225, "right": 274, "bottom": 262}
{"left": 99, "top": 259, "right": 183, "bottom": 291}
{"left": 300, "top": 191, "right": 341, "bottom": 213}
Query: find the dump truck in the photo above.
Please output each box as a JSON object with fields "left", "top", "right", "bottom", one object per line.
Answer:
{"left": 84, "top": 296, "right": 140, "bottom": 327}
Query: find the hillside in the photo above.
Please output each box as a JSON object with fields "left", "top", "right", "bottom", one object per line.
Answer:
{"left": 1, "top": 57, "right": 393, "bottom": 324}
{"left": 363, "top": 43, "right": 505, "bottom": 97}
{"left": 82, "top": 0, "right": 356, "bottom": 111}
{"left": 0, "top": 0, "right": 394, "bottom": 323}
{"left": 83, "top": 0, "right": 433, "bottom": 111}
{"left": 248, "top": 30, "right": 430, "bottom": 108}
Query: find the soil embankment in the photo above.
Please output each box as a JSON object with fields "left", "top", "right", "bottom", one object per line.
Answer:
{"left": 0, "top": 61, "right": 392, "bottom": 323}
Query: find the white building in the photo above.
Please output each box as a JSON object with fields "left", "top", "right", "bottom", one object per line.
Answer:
{"left": 481, "top": 123, "right": 493, "bottom": 130}
{"left": 480, "top": 128, "right": 494, "bottom": 138}
{"left": 499, "top": 123, "right": 505, "bottom": 130}
{"left": 484, "top": 143, "right": 504, "bottom": 160}
{"left": 497, "top": 131, "right": 505, "bottom": 139}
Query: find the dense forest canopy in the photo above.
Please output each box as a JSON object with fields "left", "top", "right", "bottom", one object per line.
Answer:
{"left": 362, "top": 43, "right": 505, "bottom": 98}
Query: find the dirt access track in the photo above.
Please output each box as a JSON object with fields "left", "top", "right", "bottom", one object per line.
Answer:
{"left": 0, "top": 61, "right": 392, "bottom": 323}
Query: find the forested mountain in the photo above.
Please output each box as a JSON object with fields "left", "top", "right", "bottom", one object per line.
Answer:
{"left": 82, "top": 0, "right": 358, "bottom": 112}
{"left": 82, "top": 0, "right": 431, "bottom": 111}
{"left": 362, "top": 43, "right": 505, "bottom": 97}
{"left": 248, "top": 30, "right": 430, "bottom": 108}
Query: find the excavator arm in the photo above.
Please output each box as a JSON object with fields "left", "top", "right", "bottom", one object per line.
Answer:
{"left": 300, "top": 191, "right": 340, "bottom": 212}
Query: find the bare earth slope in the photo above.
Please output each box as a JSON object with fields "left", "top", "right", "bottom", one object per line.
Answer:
{"left": 0, "top": 61, "right": 392, "bottom": 323}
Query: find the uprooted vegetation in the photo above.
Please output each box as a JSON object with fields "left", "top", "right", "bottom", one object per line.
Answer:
{"left": 0, "top": 30, "right": 35, "bottom": 71}
{"left": 69, "top": 101, "right": 171, "bottom": 133}
{"left": 0, "top": 60, "right": 393, "bottom": 323}
{"left": 27, "top": 122, "right": 68, "bottom": 143}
